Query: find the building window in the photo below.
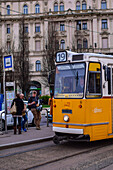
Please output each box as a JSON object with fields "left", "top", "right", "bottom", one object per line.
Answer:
{"left": 82, "top": 1, "right": 87, "bottom": 10}
{"left": 60, "top": 23, "right": 65, "bottom": 31}
{"left": 77, "top": 39, "right": 82, "bottom": 49}
{"left": 83, "top": 39, "right": 88, "bottom": 48}
{"left": 24, "top": 41, "right": 29, "bottom": 49}
{"left": 102, "top": 19, "right": 107, "bottom": 29}
{"left": 35, "top": 24, "right": 40, "bottom": 33}
{"left": 54, "top": 3, "right": 58, "bottom": 12}
{"left": 61, "top": 39, "right": 65, "bottom": 49}
{"left": 24, "top": 24, "right": 28, "bottom": 33}
{"left": 101, "top": 0, "right": 107, "bottom": 9}
{"left": 82, "top": 22, "right": 87, "bottom": 30}
{"left": 35, "top": 4, "right": 40, "bottom": 13}
{"left": 60, "top": 2, "right": 64, "bottom": 11}
{"left": 35, "top": 40, "right": 41, "bottom": 51}
{"left": 7, "top": 24, "right": 10, "bottom": 34}
{"left": 23, "top": 5, "right": 28, "bottom": 14}
{"left": 36, "top": 60, "right": 41, "bottom": 71}
{"left": 102, "top": 37, "right": 108, "bottom": 48}
{"left": 76, "top": 1, "right": 80, "bottom": 10}
{"left": 77, "top": 21, "right": 81, "bottom": 30}
{"left": 7, "top": 5, "right": 10, "bottom": 15}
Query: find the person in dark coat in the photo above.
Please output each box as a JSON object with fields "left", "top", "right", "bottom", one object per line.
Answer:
{"left": 28, "top": 91, "right": 41, "bottom": 130}
{"left": 11, "top": 94, "right": 24, "bottom": 134}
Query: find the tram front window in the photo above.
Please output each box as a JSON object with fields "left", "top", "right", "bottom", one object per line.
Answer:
{"left": 54, "top": 63, "right": 85, "bottom": 98}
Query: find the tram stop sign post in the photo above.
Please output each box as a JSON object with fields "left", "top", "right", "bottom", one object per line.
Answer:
{"left": 3, "top": 55, "right": 14, "bottom": 133}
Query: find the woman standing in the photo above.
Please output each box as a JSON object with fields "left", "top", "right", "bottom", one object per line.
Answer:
{"left": 11, "top": 94, "right": 24, "bottom": 134}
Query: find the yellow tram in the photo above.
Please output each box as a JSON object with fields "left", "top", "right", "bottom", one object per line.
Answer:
{"left": 52, "top": 50, "right": 113, "bottom": 144}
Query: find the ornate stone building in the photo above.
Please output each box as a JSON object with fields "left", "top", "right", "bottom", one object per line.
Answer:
{"left": 0, "top": 0, "right": 113, "bottom": 95}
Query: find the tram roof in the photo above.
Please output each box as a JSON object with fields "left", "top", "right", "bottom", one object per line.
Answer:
{"left": 66, "top": 50, "right": 113, "bottom": 58}
{"left": 55, "top": 50, "right": 113, "bottom": 65}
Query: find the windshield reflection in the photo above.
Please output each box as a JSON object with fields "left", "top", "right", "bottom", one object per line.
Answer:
{"left": 54, "top": 63, "right": 85, "bottom": 98}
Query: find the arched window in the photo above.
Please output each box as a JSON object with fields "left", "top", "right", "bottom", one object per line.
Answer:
{"left": 76, "top": 1, "right": 80, "bottom": 10}
{"left": 101, "top": 0, "right": 107, "bottom": 9}
{"left": 54, "top": 2, "right": 58, "bottom": 12}
{"left": 83, "top": 39, "right": 88, "bottom": 48}
{"left": 77, "top": 39, "right": 82, "bottom": 49}
{"left": 82, "top": 1, "right": 87, "bottom": 10}
{"left": 35, "top": 4, "right": 40, "bottom": 13}
{"left": 60, "top": 2, "right": 64, "bottom": 11}
{"left": 23, "top": 4, "right": 28, "bottom": 14}
{"left": 7, "top": 5, "right": 10, "bottom": 15}
{"left": 61, "top": 39, "right": 65, "bottom": 49}
{"left": 36, "top": 60, "right": 41, "bottom": 71}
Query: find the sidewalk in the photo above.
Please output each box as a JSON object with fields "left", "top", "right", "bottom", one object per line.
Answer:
{"left": 0, "top": 125, "right": 54, "bottom": 150}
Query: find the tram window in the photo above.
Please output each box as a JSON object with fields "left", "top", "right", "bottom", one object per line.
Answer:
{"left": 86, "top": 63, "right": 102, "bottom": 98}
{"left": 107, "top": 68, "right": 111, "bottom": 95}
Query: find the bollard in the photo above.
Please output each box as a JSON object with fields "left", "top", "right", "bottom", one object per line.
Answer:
{"left": 46, "top": 109, "right": 49, "bottom": 127}
{"left": 26, "top": 111, "right": 28, "bottom": 130}
{"left": 0, "top": 112, "right": 4, "bottom": 132}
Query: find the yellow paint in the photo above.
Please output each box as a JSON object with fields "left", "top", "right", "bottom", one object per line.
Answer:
{"left": 89, "top": 63, "right": 101, "bottom": 71}
{"left": 53, "top": 98, "right": 113, "bottom": 141}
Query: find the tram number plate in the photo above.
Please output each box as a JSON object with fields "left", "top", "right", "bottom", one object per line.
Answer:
{"left": 56, "top": 51, "right": 67, "bottom": 63}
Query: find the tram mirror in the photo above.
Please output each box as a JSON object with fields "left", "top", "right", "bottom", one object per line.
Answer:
{"left": 89, "top": 63, "right": 101, "bottom": 72}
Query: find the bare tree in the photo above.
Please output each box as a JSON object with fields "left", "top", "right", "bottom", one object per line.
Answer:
{"left": 0, "top": 17, "right": 30, "bottom": 97}
{"left": 14, "top": 16, "right": 30, "bottom": 96}
{"left": 41, "top": 21, "right": 59, "bottom": 92}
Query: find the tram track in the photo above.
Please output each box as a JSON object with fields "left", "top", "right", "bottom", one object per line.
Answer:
{"left": 26, "top": 139, "right": 113, "bottom": 170}
{"left": 1, "top": 138, "right": 113, "bottom": 170}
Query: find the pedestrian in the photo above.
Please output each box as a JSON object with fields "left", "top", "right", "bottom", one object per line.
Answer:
{"left": 11, "top": 94, "right": 24, "bottom": 135}
{"left": 48, "top": 93, "right": 54, "bottom": 115}
{"left": 20, "top": 93, "right": 28, "bottom": 132}
{"left": 28, "top": 91, "right": 41, "bottom": 130}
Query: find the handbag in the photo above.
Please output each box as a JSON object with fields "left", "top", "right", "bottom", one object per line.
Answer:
{"left": 10, "top": 102, "right": 17, "bottom": 115}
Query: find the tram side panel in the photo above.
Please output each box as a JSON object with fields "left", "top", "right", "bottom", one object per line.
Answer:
{"left": 85, "top": 98, "right": 111, "bottom": 141}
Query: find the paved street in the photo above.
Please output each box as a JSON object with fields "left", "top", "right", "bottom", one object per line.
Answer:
{"left": 0, "top": 113, "right": 54, "bottom": 147}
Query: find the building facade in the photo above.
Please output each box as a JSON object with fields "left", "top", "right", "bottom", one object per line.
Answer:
{"left": 0, "top": 0, "right": 113, "bottom": 95}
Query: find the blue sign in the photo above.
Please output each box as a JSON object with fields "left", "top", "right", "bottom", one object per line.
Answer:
{"left": 4, "top": 55, "right": 13, "bottom": 71}
{"left": 0, "top": 94, "right": 4, "bottom": 103}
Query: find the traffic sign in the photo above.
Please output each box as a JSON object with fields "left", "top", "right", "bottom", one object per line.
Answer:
{"left": 3, "top": 55, "right": 14, "bottom": 71}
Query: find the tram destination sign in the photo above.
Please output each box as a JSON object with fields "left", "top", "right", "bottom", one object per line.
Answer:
{"left": 56, "top": 51, "right": 67, "bottom": 63}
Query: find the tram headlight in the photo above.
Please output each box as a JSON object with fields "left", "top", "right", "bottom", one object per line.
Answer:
{"left": 64, "top": 115, "right": 69, "bottom": 122}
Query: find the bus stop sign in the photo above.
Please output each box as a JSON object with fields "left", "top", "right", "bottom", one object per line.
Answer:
{"left": 4, "top": 55, "right": 13, "bottom": 71}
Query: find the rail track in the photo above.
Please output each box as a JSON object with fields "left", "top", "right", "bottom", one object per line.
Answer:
{"left": 1, "top": 139, "right": 113, "bottom": 170}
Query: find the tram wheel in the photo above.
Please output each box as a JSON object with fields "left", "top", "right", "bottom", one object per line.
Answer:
{"left": 53, "top": 135, "right": 60, "bottom": 144}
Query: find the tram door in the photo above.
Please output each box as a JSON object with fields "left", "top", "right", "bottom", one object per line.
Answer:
{"left": 110, "top": 66, "right": 113, "bottom": 133}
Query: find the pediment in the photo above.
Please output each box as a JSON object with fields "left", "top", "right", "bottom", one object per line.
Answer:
{"left": 100, "top": 31, "right": 110, "bottom": 35}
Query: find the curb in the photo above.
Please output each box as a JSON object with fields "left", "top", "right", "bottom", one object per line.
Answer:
{"left": 0, "top": 136, "right": 53, "bottom": 150}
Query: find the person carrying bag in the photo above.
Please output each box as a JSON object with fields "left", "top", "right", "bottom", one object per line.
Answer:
{"left": 11, "top": 94, "right": 24, "bottom": 135}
